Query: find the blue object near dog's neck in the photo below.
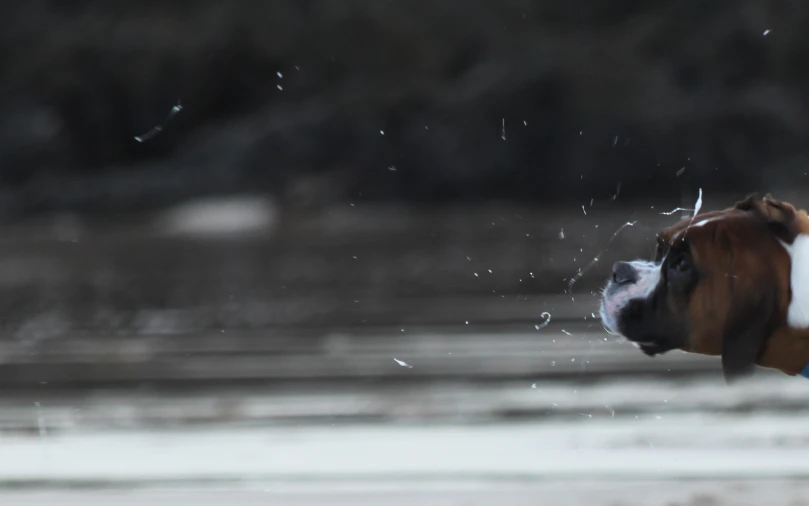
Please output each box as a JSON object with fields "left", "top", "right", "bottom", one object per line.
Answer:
{"left": 800, "top": 363, "right": 809, "bottom": 379}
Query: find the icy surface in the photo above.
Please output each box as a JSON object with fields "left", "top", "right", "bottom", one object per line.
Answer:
{"left": 1, "top": 376, "right": 809, "bottom": 504}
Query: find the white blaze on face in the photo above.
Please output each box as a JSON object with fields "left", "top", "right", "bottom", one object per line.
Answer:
{"left": 599, "top": 259, "right": 663, "bottom": 335}
{"left": 779, "top": 234, "right": 809, "bottom": 328}
{"left": 691, "top": 216, "right": 721, "bottom": 228}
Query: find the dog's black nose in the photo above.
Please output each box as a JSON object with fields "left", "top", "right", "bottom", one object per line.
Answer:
{"left": 612, "top": 261, "right": 638, "bottom": 285}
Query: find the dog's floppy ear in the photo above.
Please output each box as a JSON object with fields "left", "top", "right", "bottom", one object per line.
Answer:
{"left": 719, "top": 226, "right": 781, "bottom": 384}
{"left": 721, "top": 290, "right": 775, "bottom": 384}
{"left": 735, "top": 193, "right": 801, "bottom": 244}
{"left": 733, "top": 193, "right": 762, "bottom": 212}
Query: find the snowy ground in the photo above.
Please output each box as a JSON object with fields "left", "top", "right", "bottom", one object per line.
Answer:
{"left": 7, "top": 481, "right": 809, "bottom": 506}
{"left": 2, "top": 374, "right": 809, "bottom": 505}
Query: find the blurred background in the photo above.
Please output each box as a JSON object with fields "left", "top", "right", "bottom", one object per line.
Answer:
{"left": 3, "top": 1, "right": 809, "bottom": 505}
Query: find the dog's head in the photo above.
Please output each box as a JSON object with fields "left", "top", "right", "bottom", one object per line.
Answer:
{"left": 599, "top": 194, "right": 809, "bottom": 383}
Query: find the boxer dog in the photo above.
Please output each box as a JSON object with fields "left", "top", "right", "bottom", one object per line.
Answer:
{"left": 600, "top": 194, "right": 809, "bottom": 383}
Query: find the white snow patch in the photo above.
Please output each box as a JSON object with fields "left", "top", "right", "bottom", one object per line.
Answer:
{"left": 156, "top": 197, "right": 279, "bottom": 237}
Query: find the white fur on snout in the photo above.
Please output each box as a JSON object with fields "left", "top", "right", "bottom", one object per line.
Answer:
{"left": 599, "top": 259, "right": 663, "bottom": 335}
{"left": 779, "top": 234, "right": 809, "bottom": 328}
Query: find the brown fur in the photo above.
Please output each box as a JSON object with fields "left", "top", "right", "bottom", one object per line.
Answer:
{"left": 656, "top": 194, "right": 809, "bottom": 378}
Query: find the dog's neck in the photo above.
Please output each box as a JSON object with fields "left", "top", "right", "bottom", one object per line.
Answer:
{"left": 759, "top": 327, "right": 809, "bottom": 377}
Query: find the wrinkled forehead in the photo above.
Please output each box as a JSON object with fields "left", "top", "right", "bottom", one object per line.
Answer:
{"left": 656, "top": 208, "right": 780, "bottom": 267}
{"left": 658, "top": 208, "right": 747, "bottom": 244}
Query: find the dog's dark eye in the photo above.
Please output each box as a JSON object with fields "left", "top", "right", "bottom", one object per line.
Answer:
{"left": 670, "top": 255, "right": 692, "bottom": 273}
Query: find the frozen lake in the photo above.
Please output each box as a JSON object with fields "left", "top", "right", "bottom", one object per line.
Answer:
{"left": 7, "top": 480, "right": 809, "bottom": 506}
{"left": 2, "top": 374, "right": 808, "bottom": 505}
